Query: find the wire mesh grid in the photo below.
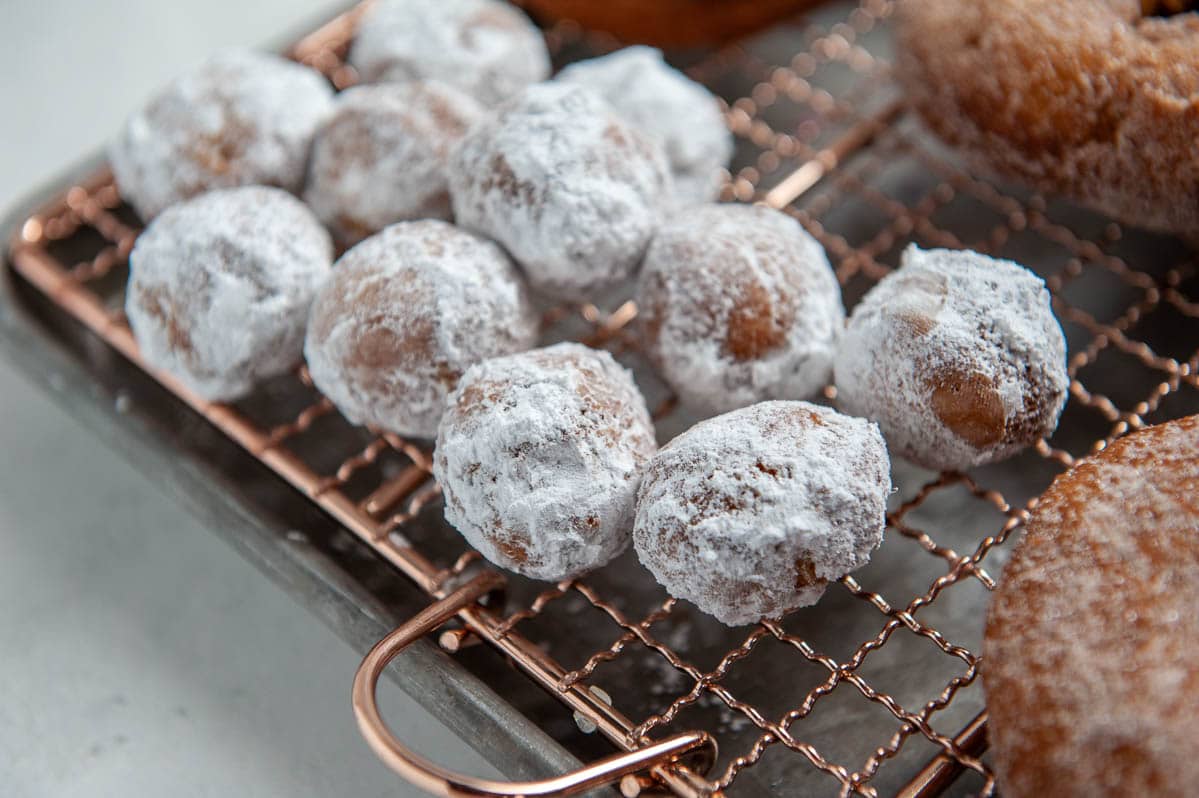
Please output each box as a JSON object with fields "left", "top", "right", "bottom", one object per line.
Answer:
{"left": 7, "top": 1, "right": 1199, "bottom": 795}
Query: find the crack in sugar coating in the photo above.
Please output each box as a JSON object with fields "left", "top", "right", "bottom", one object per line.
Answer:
{"left": 556, "top": 46, "right": 733, "bottom": 205}
{"left": 125, "top": 186, "right": 333, "bottom": 402}
{"left": 303, "top": 220, "right": 538, "bottom": 438}
{"left": 434, "top": 343, "right": 657, "bottom": 581}
{"left": 636, "top": 204, "right": 844, "bottom": 416}
{"left": 834, "top": 245, "right": 1068, "bottom": 471}
{"left": 110, "top": 50, "right": 333, "bottom": 220}
{"left": 448, "top": 83, "right": 674, "bottom": 300}
{"left": 304, "top": 82, "right": 484, "bottom": 246}
{"left": 348, "top": 0, "right": 550, "bottom": 107}
{"left": 896, "top": 0, "right": 1199, "bottom": 237}
{"left": 984, "top": 415, "right": 1199, "bottom": 798}
{"left": 634, "top": 401, "right": 890, "bottom": 626}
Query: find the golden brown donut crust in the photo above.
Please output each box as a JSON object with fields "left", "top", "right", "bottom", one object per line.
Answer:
{"left": 983, "top": 414, "right": 1199, "bottom": 797}
{"left": 896, "top": 0, "right": 1199, "bottom": 238}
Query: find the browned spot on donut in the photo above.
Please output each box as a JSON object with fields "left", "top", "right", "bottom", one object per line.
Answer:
{"left": 495, "top": 535, "right": 530, "bottom": 565}
{"left": 723, "top": 280, "right": 793, "bottom": 361}
{"left": 602, "top": 123, "right": 629, "bottom": 149}
{"left": 755, "top": 462, "right": 779, "bottom": 477}
{"left": 795, "top": 558, "right": 827, "bottom": 590}
{"left": 896, "top": 311, "right": 935, "bottom": 337}
{"left": 760, "top": 405, "right": 825, "bottom": 438}
{"left": 322, "top": 108, "right": 377, "bottom": 177}
{"left": 456, "top": 379, "right": 507, "bottom": 413}
{"left": 422, "top": 90, "right": 471, "bottom": 140}
{"left": 798, "top": 408, "right": 825, "bottom": 427}
{"left": 928, "top": 367, "right": 1006, "bottom": 449}
{"left": 569, "top": 514, "right": 602, "bottom": 538}
{"left": 482, "top": 153, "right": 539, "bottom": 208}
{"left": 138, "top": 285, "right": 195, "bottom": 357}
{"left": 182, "top": 96, "right": 257, "bottom": 178}
{"left": 349, "top": 325, "right": 413, "bottom": 371}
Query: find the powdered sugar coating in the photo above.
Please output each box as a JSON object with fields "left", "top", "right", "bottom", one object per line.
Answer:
{"left": 126, "top": 186, "right": 333, "bottom": 402}
{"left": 896, "top": 1, "right": 1199, "bottom": 237}
{"left": 448, "top": 83, "right": 674, "bottom": 300}
{"left": 985, "top": 414, "right": 1199, "bottom": 798}
{"left": 304, "top": 82, "right": 484, "bottom": 245}
{"left": 637, "top": 204, "right": 844, "bottom": 416}
{"left": 634, "top": 401, "right": 890, "bottom": 626}
{"left": 556, "top": 46, "right": 733, "bottom": 205}
{"left": 349, "top": 0, "right": 550, "bottom": 107}
{"left": 834, "top": 245, "right": 1068, "bottom": 471}
{"left": 304, "top": 220, "right": 538, "bottom": 438}
{"left": 435, "top": 343, "right": 657, "bottom": 581}
{"left": 110, "top": 50, "right": 333, "bottom": 220}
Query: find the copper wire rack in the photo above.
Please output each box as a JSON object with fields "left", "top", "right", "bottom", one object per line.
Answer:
{"left": 6, "top": 1, "right": 1199, "bottom": 795}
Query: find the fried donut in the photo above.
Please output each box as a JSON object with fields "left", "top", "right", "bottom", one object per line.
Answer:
{"left": 349, "top": 0, "right": 550, "bottom": 107}
{"left": 637, "top": 203, "right": 843, "bottom": 415}
{"left": 834, "top": 245, "right": 1068, "bottom": 471}
{"left": 896, "top": 0, "right": 1199, "bottom": 238}
{"left": 126, "top": 186, "right": 332, "bottom": 401}
{"left": 435, "top": 343, "right": 657, "bottom": 581}
{"left": 448, "top": 83, "right": 673, "bottom": 300}
{"left": 303, "top": 220, "right": 538, "bottom": 438}
{"left": 634, "top": 401, "right": 890, "bottom": 626}
{"left": 984, "top": 414, "right": 1199, "bottom": 797}
{"left": 303, "top": 82, "right": 484, "bottom": 245}
{"left": 110, "top": 50, "right": 333, "bottom": 220}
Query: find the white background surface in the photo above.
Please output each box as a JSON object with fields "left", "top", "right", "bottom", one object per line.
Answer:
{"left": 0, "top": 2, "right": 498, "bottom": 795}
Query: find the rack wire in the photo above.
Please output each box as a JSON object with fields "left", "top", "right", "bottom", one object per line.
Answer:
{"left": 6, "top": 1, "right": 1199, "bottom": 795}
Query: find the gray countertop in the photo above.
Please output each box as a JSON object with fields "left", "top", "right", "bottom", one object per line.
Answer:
{"left": 0, "top": 2, "right": 497, "bottom": 795}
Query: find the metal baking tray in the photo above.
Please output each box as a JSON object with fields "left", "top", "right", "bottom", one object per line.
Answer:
{"left": 4, "top": 1, "right": 1198, "bottom": 795}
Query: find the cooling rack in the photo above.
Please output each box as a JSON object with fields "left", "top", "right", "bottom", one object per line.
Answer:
{"left": 5, "top": 0, "right": 1199, "bottom": 795}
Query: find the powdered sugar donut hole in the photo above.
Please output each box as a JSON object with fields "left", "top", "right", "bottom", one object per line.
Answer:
{"left": 110, "top": 50, "right": 333, "bottom": 220}
{"left": 435, "top": 343, "right": 657, "bottom": 581}
{"left": 126, "top": 186, "right": 333, "bottom": 402}
{"left": 349, "top": 0, "right": 550, "bottom": 106}
{"left": 636, "top": 203, "right": 844, "bottom": 416}
{"left": 834, "top": 245, "right": 1069, "bottom": 471}
{"left": 557, "top": 46, "right": 732, "bottom": 205}
{"left": 304, "top": 82, "right": 484, "bottom": 245}
{"left": 634, "top": 401, "right": 890, "bottom": 626}
{"left": 448, "top": 82, "right": 674, "bottom": 301}
{"left": 304, "top": 220, "right": 538, "bottom": 438}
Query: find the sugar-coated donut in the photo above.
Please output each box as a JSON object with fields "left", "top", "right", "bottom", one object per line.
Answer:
{"left": 304, "top": 220, "right": 538, "bottom": 438}
{"left": 984, "top": 414, "right": 1199, "bottom": 798}
{"left": 634, "top": 401, "right": 890, "bottom": 626}
{"left": 304, "top": 82, "right": 484, "bottom": 245}
{"left": 834, "top": 245, "right": 1068, "bottom": 471}
{"left": 896, "top": 0, "right": 1199, "bottom": 238}
{"left": 349, "top": 0, "right": 550, "bottom": 107}
{"left": 126, "top": 186, "right": 333, "bottom": 402}
{"left": 110, "top": 50, "right": 333, "bottom": 220}
{"left": 449, "top": 83, "right": 673, "bottom": 301}
{"left": 557, "top": 47, "right": 733, "bottom": 205}
{"left": 637, "top": 204, "right": 843, "bottom": 416}
{"left": 435, "top": 343, "right": 657, "bottom": 581}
